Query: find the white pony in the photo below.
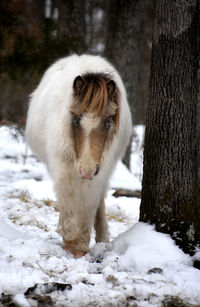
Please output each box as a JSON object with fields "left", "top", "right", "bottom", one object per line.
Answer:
{"left": 25, "top": 54, "right": 132, "bottom": 257}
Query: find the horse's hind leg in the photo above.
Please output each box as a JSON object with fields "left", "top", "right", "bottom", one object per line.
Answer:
{"left": 94, "top": 199, "right": 109, "bottom": 243}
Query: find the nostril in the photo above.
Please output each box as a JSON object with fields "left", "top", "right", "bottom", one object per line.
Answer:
{"left": 94, "top": 164, "right": 99, "bottom": 176}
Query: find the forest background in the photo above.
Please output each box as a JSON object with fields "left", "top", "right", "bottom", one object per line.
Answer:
{"left": 0, "top": 0, "right": 152, "bottom": 129}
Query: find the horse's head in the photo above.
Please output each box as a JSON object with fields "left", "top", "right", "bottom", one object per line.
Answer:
{"left": 71, "top": 73, "right": 119, "bottom": 180}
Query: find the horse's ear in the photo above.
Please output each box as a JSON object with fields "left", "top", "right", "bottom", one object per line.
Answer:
{"left": 73, "top": 76, "right": 84, "bottom": 96}
{"left": 107, "top": 80, "right": 116, "bottom": 99}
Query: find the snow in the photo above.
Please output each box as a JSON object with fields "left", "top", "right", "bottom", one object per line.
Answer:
{"left": 110, "top": 161, "right": 141, "bottom": 191}
{"left": 0, "top": 125, "right": 200, "bottom": 306}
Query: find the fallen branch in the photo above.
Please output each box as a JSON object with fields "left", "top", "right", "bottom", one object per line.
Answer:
{"left": 112, "top": 189, "right": 141, "bottom": 198}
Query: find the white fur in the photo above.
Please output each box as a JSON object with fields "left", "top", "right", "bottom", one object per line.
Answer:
{"left": 25, "top": 54, "right": 132, "bottom": 255}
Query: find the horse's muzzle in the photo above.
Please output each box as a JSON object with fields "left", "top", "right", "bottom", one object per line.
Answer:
{"left": 79, "top": 164, "right": 100, "bottom": 180}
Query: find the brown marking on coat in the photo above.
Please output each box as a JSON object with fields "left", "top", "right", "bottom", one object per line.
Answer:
{"left": 89, "top": 117, "right": 116, "bottom": 164}
{"left": 63, "top": 238, "right": 87, "bottom": 258}
{"left": 71, "top": 116, "right": 85, "bottom": 159}
{"left": 63, "top": 237, "right": 79, "bottom": 250}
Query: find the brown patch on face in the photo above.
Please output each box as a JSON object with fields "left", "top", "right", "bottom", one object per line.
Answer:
{"left": 71, "top": 114, "right": 85, "bottom": 159}
{"left": 89, "top": 127, "right": 107, "bottom": 164}
{"left": 89, "top": 116, "right": 116, "bottom": 165}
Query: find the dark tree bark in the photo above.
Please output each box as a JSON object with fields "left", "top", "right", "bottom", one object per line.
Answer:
{"left": 58, "top": 0, "right": 87, "bottom": 53}
{"left": 135, "top": 2, "right": 153, "bottom": 125}
{"left": 104, "top": 0, "right": 148, "bottom": 168}
{"left": 85, "top": 0, "right": 107, "bottom": 54}
{"left": 140, "top": 0, "right": 200, "bottom": 255}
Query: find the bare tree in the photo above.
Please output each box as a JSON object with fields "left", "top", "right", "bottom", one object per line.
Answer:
{"left": 140, "top": 0, "right": 200, "bottom": 255}
{"left": 57, "top": 0, "right": 87, "bottom": 53}
{"left": 104, "top": 0, "right": 149, "bottom": 168}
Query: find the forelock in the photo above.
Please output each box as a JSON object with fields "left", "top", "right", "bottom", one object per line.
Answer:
{"left": 72, "top": 73, "right": 118, "bottom": 117}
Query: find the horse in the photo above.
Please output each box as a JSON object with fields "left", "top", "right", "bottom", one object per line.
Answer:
{"left": 25, "top": 54, "right": 132, "bottom": 258}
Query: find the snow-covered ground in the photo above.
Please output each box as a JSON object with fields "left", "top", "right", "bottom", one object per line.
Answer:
{"left": 0, "top": 125, "right": 200, "bottom": 307}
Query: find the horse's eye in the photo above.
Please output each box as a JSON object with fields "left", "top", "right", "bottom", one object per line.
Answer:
{"left": 72, "top": 115, "right": 80, "bottom": 126}
{"left": 104, "top": 118, "right": 112, "bottom": 129}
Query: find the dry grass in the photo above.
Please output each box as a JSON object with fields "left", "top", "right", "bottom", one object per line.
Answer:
{"left": 9, "top": 191, "right": 57, "bottom": 210}
{"left": 106, "top": 212, "right": 127, "bottom": 223}
{"left": 42, "top": 199, "right": 58, "bottom": 211}
{"left": 9, "top": 190, "right": 31, "bottom": 203}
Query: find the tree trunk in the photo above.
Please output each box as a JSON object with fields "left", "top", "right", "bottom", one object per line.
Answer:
{"left": 58, "top": 0, "right": 87, "bottom": 53}
{"left": 134, "top": 2, "right": 153, "bottom": 125}
{"left": 104, "top": 0, "right": 148, "bottom": 168}
{"left": 140, "top": 0, "right": 200, "bottom": 255}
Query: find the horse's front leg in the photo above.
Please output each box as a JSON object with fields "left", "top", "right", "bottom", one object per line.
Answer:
{"left": 63, "top": 224, "right": 91, "bottom": 258}
{"left": 56, "top": 178, "right": 80, "bottom": 244}
{"left": 55, "top": 177, "right": 92, "bottom": 257}
{"left": 57, "top": 184, "right": 91, "bottom": 257}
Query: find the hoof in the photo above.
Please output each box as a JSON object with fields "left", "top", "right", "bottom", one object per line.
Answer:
{"left": 64, "top": 238, "right": 79, "bottom": 251}
{"left": 63, "top": 238, "right": 87, "bottom": 258}
{"left": 73, "top": 250, "right": 87, "bottom": 258}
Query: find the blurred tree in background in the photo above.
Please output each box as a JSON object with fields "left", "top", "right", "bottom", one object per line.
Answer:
{"left": 0, "top": 0, "right": 88, "bottom": 124}
{"left": 104, "top": 0, "right": 151, "bottom": 167}
{"left": 0, "top": 0, "right": 152, "bottom": 135}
